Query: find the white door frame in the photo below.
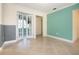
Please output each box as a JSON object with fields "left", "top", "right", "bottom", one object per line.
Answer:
{"left": 72, "top": 10, "right": 78, "bottom": 43}
{"left": 16, "top": 11, "right": 34, "bottom": 40}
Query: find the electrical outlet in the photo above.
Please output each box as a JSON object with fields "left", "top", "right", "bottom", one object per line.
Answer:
{"left": 56, "top": 33, "right": 58, "bottom": 35}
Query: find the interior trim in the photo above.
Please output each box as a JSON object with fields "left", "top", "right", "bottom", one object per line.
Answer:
{"left": 0, "top": 39, "right": 18, "bottom": 51}
{"left": 47, "top": 35, "right": 72, "bottom": 43}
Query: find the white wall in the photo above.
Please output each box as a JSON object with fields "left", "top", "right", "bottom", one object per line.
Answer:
{"left": 3, "top": 3, "right": 47, "bottom": 38}
{"left": 43, "top": 14, "right": 47, "bottom": 36}
{"left": 3, "top": 4, "right": 16, "bottom": 25}
{"left": 0, "top": 3, "right": 2, "bottom": 24}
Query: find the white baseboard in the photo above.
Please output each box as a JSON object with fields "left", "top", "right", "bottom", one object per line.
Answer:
{"left": 47, "top": 35, "right": 72, "bottom": 43}
{"left": 0, "top": 39, "right": 18, "bottom": 51}
{"left": 3, "top": 40, "right": 18, "bottom": 45}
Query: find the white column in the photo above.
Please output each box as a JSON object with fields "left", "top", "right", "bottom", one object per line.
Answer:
{"left": 43, "top": 14, "right": 47, "bottom": 37}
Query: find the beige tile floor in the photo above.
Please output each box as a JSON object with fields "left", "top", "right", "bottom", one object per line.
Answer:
{"left": 0, "top": 36, "right": 79, "bottom": 55}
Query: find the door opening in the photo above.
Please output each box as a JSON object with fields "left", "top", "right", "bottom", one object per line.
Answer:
{"left": 36, "top": 16, "right": 43, "bottom": 37}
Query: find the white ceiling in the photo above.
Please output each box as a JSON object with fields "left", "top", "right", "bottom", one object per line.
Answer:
{"left": 16, "top": 3, "right": 73, "bottom": 13}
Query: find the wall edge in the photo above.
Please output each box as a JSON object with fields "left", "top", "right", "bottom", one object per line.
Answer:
{"left": 48, "top": 3, "right": 76, "bottom": 14}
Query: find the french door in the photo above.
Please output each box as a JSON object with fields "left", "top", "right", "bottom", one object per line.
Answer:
{"left": 17, "top": 12, "right": 32, "bottom": 39}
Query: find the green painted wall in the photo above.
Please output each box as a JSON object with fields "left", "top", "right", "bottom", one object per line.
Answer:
{"left": 47, "top": 4, "right": 79, "bottom": 40}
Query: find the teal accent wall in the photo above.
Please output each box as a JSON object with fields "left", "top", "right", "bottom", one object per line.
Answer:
{"left": 47, "top": 4, "right": 79, "bottom": 40}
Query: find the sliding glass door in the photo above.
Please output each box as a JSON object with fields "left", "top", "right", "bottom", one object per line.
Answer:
{"left": 17, "top": 12, "right": 32, "bottom": 39}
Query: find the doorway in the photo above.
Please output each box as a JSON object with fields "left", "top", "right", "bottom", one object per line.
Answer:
{"left": 17, "top": 12, "right": 33, "bottom": 39}
{"left": 36, "top": 16, "right": 43, "bottom": 37}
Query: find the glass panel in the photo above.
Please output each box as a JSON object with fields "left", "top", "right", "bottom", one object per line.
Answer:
{"left": 23, "top": 28, "right": 26, "bottom": 36}
{"left": 19, "top": 15, "right": 22, "bottom": 19}
{"left": 28, "top": 28, "right": 32, "bottom": 36}
{"left": 28, "top": 28, "right": 29, "bottom": 35}
{"left": 29, "top": 16, "right": 31, "bottom": 24}
{"left": 28, "top": 16, "right": 32, "bottom": 36}
{"left": 23, "top": 16, "right": 26, "bottom": 20}
{"left": 18, "top": 20, "right": 22, "bottom": 28}
{"left": 23, "top": 15, "right": 27, "bottom": 37}
{"left": 18, "top": 14, "right": 23, "bottom": 38}
{"left": 24, "top": 20, "right": 26, "bottom": 28}
{"left": 28, "top": 16, "right": 31, "bottom": 24}
{"left": 19, "top": 28, "right": 22, "bottom": 37}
